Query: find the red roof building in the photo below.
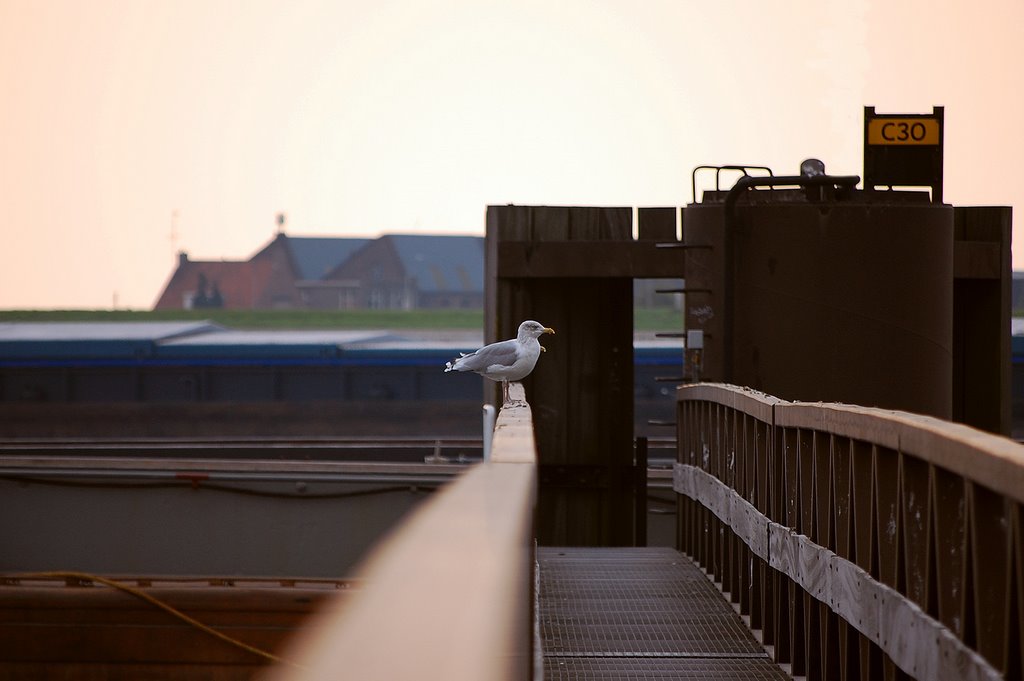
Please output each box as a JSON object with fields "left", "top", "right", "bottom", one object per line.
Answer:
{"left": 153, "top": 234, "right": 307, "bottom": 310}
{"left": 152, "top": 232, "right": 484, "bottom": 311}
{"left": 153, "top": 254, "right": 280, "bottom": 310}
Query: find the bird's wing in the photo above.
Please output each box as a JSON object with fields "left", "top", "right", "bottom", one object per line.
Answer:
{"left": 456, "top": 339, "right": 521, "bottom": 371}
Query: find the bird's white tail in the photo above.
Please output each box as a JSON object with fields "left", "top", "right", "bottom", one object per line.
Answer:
{"left": 444, "top": 352, "right": 471, "bottom": 373}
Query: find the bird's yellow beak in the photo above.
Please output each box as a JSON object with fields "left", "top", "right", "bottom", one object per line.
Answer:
{"left": 543, "top": 327, "right": 555, "bottom": 335}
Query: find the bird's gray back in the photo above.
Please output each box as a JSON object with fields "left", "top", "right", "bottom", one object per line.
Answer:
{"left": 457, "top": 339, "right": 520, "bottom": 371}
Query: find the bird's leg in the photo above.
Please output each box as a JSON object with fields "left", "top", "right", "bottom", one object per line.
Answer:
{"left": 502, "top": 380, "right": 509, "bottom": 405}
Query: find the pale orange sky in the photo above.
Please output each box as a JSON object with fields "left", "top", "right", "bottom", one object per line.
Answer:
{"left": 1, "top": 0, "right": 1021, "bottom": 309}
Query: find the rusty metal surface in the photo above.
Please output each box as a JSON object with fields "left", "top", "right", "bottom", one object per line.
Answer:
{"left": 545, "top": 657, "right": 794, "bottom": 680}
{"left": 538, "top": 547, "right": 789, "bottom": 680}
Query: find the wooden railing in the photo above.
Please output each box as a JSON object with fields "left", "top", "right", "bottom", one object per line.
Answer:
{"left": 675, "top": 383, "right": 1024, "bottom": 680}
{"left": 267, "top": 383, "right": 538, "bottom": 681}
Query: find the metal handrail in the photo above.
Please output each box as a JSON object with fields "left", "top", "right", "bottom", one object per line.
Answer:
{"left": 691, "top": 164, "right": 774, "bottom": 204}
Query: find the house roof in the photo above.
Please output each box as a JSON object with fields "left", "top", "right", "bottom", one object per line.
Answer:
{"left": 154, "top": 233, "right": 484, "bottom": 310}
{"left": 385, "top": 235, "right": 484, "bottom": 293}
{"left": 153, "top": 259, "right": 273, "bottom": 310}
{"left": 286, "top": 237, "right": 372, "bottom": 281}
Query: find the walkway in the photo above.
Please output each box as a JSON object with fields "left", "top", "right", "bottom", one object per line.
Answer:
{"left": 538, "top": 547, "right": 791, "bottom": 680}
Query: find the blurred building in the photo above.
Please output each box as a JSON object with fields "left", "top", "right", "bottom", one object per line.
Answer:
{"left": 153, "top": 232, "right": 484, "bottom": 311}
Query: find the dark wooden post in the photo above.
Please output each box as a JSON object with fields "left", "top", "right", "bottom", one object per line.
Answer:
{"left": 486, "top": 205, "right": 684, "bottom": 545}
{"left": 487, "top": 206, "right": 632, "bottom": 545}
{"left": 952, "top": 206, "right": 1012, "bottom": 435}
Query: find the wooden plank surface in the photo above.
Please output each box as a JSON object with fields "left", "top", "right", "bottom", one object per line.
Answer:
{"left": 637, "top": 207, "right": 679, "bottom": 242}
{"left": 674, "top": 463, "right": 1003, "bottom": 681}
{"left": 677, "top": 383, "right": 780, "bottom": 424}
{"left": 773, "top": 400, "right": 1024, "bottom": 505}
{"left": 497, "top": 241, "right": 684, "bottom": 278}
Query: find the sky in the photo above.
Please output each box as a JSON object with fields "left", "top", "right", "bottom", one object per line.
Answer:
{"left": 1, "top": 0, "right": 1022, "bottom": 309}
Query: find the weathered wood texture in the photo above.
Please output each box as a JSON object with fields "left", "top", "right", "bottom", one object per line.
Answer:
{"left": 487, "top": 205, "right": 683, "bottom": 546}
{"left": 496, "top": 241, "right": 684, "bottom": 278}
{"left": 676, "top": 383, "right": 1023, "bottom": 680}
{"left": 680, "top": 199, "right": 1011, "bottom": 436}
{"left": 268, "top": 382, "right": 538, "bottom": 681}
{"left": 637, "top": 206, "right": 678, "bottom": 241}
{"left": 952, "top": 206, "right": 1012, "bottom": 435}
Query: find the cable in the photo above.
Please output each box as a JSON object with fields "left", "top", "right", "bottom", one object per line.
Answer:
{"left": 7, "top": 571, "right": 306, "bottom": 669}
{"left": 0, "top": 474, "right": 435, "bottom": 500}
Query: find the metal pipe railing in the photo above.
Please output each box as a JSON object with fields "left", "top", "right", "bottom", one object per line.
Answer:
{"left": 675, "top": 383, "right": 1019, "bottom": 680}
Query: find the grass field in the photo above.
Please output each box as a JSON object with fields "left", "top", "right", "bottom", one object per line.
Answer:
{"left": 0, "top": 308, "right": 685, "bottom": 332}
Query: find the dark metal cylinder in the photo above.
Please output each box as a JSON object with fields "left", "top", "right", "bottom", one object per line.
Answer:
{"left": 683, "top": 199, "right": 954, "bottom": 419}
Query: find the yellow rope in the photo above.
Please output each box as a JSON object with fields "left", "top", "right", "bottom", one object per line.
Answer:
{"left": 8, "top": 571, "right": 305, "bottom": 669}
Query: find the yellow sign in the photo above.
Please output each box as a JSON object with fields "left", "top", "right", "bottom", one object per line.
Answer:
{"left": 867, "top": 118, "right": 941, "bottom": 145}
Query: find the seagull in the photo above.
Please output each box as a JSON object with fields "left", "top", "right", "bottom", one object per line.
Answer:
{"left": 444, "top": 320, "right": 555, "bottom": 403}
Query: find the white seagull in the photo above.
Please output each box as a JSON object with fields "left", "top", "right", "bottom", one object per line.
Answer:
{"left": 444, "top": 320, "right": 555, "bottom": 402}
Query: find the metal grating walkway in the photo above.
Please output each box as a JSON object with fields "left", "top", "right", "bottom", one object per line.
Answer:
{"left": 538, "top": 547, "right": 790, "bottom": 680}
